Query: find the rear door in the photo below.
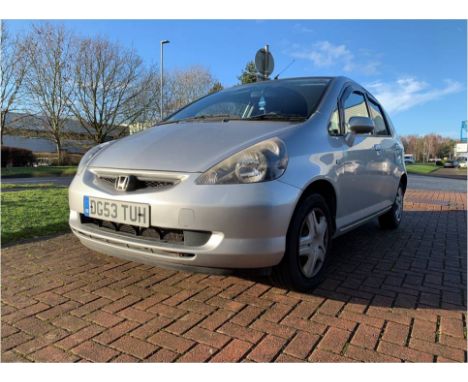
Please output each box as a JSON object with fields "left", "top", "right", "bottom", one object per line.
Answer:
{"left": 366, "top": 96, "right": 400, "bottom": 205}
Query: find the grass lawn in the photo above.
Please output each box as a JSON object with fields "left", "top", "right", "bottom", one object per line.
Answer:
{"left": 406, "top": 163, "right": 439, "bottom": 175}
{"left": 1, "top": 183, "right": 57, "bottom": 190}
{"left": 1, "top": 185, "right": 70, "bottom": 245}
{"left": 1, "top": 166, "right": 77, "bottom": 178}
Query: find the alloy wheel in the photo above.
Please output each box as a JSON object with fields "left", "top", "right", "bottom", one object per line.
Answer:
{"left": 298, "top": 208, "right": 328, "bottom": 278}
{"left": 394, "top": 187, "right": 403, "bottom": 222}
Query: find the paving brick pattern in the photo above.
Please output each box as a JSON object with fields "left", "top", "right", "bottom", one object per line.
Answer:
{"left": 1, "top": 189, "right": 466, "bottom": 362}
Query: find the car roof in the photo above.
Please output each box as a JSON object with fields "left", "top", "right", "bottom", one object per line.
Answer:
{"left": 255, "top": 76, "right": 357, "bottom": 93}
{"left": 229, "top": 76, "right": 352, "bottom": 95}
{"left": 230, "top": 76, "right": 340, "bottom": 87}
{"left": 271, "top": 76, "right": 336, "bottom": 81}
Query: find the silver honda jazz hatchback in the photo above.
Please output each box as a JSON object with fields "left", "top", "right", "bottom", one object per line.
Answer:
{"left": 69, "top": 76, "right": 407, "bottom": 291}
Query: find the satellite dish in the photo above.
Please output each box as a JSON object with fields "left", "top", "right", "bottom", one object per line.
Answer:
{"left": 255, "top": 46, "right": 274, "bottom": 79}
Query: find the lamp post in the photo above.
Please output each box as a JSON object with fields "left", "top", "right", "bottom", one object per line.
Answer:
{"left": 160, "top": 40, "right": 170, "bottom": 120}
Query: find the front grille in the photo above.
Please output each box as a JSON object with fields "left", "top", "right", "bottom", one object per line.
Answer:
{"left": 143, "top": 180, "right": 174, "bottom": 188}
{"left": 80, "top": 214, "right": 210, "bottom": 247}
{"left": 99, "top": 176, "right": 117, "bottom": 186}
{"left": 95, "top": 174, "right": 176, "bottom": 192}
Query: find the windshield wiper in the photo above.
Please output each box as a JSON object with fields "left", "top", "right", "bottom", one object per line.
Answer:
{"left": 165, "top": 114, "right": 243, "bottom": 124}
{"left": 246, "top": 112, "right": 306, "bottom": 121}
{"left": 159, "top": 112, "right": 306, "bottom": 126}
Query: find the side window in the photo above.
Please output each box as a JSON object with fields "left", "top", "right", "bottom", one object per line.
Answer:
{"left": 368, "top": 100, "right": 390, "bottom": 136}
{"left": 343, "top": 92, "right": 369, "bottom": 134}
{"left": 328, "top": 105, "right": 341, "bottom": 136}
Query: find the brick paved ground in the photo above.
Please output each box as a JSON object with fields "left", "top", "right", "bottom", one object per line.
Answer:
{"left": 1, "top": 189, "right": 466, "bottom": 362}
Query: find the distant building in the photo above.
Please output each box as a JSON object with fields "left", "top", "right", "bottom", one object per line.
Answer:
{"left": 2, "top": 112, "right": 127, "bottom": 154}
{"left": 127, "top": 121, "right": 157, "bottom": 135}
{"left": 454, "top": 142, "right": 467, "bottom": 160}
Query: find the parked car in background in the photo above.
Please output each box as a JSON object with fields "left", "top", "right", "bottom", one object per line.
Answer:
{"left": 404, "top": 154, "right": 415, "bottom": 164}
{"left": 444, "top": 160, "right": 460, "bottom": 168}
{"left": 457, "top": 158, "right": 467, "bottom": 168}
{"left": 69, "top": 76, "right": 407, "bottom": 291}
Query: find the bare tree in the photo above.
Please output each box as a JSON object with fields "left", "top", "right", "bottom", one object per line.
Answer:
{"left": 124, "top": 65, "right": 161, "bottom": 127}
{"left": 401, "top": 134, "right": 456, "bottom": 162}
{"left": 70, "top": 37, "right": 152, "bottom": 144}
{"left": 21, "top": 23, "right": 75, "bottom": 164}
{"left": 423, "top": 134, "right": 438, "bottom": 162}
{"left": 1, "top": 22, "right": 28, "bottom": 144}
{"left": 166, "top": 66, "right": 215, "bottom": 113}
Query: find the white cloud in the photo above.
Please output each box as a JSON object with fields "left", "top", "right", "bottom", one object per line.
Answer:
{"left": 292, "top": 41, "right": 352, "bottom": 68}
{"left": 366, "top": 78, "right": 464, "bottom": 114}
{"left": 289, "top": 40, "right": 380, "bottom": 75}
{"left": 293, "top": 23, "right": 315, "bottom": 34}
{"left": 359, "top": 61, "right": 381, "bottom": 76}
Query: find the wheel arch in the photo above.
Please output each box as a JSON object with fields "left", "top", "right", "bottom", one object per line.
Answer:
{"left": 400, "top": 173, "right": 408, "bottom": 193}
{"left": 294, "top": 179, "right": 337, "bottom": 234}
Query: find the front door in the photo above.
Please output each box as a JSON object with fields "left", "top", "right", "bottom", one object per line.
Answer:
{"left": 335, "top": 88, "right": 389, "bottom": 229}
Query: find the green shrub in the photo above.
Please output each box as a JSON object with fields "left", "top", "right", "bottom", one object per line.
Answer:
{"left": 1, "top": 146, "right": 35, "bottom": 167}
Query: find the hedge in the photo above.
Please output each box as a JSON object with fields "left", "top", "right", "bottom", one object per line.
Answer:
{"left": 1, "top": 146, "right": 35, "bottom": 167}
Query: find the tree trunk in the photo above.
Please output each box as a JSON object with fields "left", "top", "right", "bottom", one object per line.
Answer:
{"left": 56, "top": 141, "right": 63, "bottom": 165}
{"left": 1, "top": 111, "right": 5, "bottom": 145}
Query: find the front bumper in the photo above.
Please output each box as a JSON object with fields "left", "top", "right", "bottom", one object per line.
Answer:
{"left": 69, "top": 167, "right": 300, "bottom": 269}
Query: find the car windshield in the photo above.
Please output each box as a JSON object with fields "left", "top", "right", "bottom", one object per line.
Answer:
{"left": 164, "top": 78, "right": 331, "bottom": 124}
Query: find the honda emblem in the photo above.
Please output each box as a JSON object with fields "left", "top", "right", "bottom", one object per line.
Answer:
{"left": 115, "top": 176, "right": 130, "bottom": 191}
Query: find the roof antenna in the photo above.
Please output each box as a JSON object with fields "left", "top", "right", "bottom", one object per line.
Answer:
{"left": 274, "top": 59, "right": 296, "bottom": 80}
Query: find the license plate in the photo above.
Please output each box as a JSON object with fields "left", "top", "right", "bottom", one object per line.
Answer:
{"left": 83, "top": 196, "right": 150, "bottom": 227}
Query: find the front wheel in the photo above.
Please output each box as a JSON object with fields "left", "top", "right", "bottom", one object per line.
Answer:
{"left": 272, "top": 194, "right": 333, "bottom": 292}
{"left": 378, "top": 184, "right": 404, "bottom": 229}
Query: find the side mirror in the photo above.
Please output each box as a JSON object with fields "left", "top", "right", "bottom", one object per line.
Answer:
{"left": 349, "top": 116, "right": 374, "bottom": 134}
{"left": 344, "top": 117, "right": 374, "bottom": 146}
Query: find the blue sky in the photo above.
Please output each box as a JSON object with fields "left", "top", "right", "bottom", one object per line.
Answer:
{"left": 8, "top": 19, "right": 467, "bottom": 138}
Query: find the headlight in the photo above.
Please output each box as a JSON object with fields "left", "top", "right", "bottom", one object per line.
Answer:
{"left": 76, "top": 141, "right": 114, "bottom": 175}
{"left": 196, "top": 138, "right": 288, "bottom": 185}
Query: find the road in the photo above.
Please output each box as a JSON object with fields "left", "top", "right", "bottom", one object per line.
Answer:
{"left": 1, "top": 176, "right": 74, "bottom": 187}
{"left": 432, "top": 167, "right": 467, "bottom": 180}
{"left": 407, "top": 174, "right": 466, "bottom": 193}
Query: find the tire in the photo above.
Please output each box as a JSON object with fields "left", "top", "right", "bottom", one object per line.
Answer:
{"left": 378, "top": 184, "right": 404, "bottom": 229}
{"left": 272, "top": 194, "right": 333, "bottom": 292}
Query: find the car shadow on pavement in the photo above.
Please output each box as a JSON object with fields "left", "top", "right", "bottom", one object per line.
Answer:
{"left": 238, "top": 209, "right": 467, "bottom": 311}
